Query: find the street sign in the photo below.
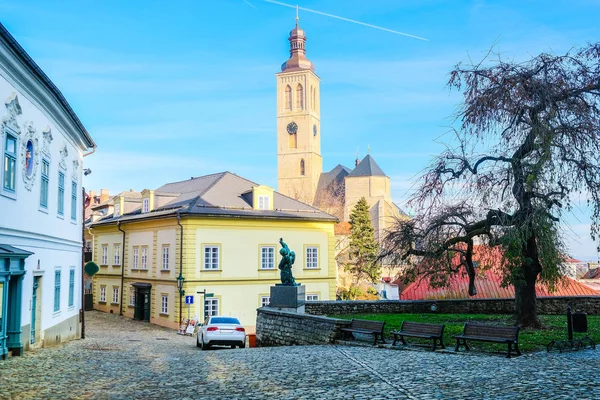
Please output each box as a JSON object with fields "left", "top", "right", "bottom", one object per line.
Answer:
{"left": 205, "top": 293, "right": 214, "bottom": 298}
{"left": 185, "top": 295, "right": 194, "bottom": 304}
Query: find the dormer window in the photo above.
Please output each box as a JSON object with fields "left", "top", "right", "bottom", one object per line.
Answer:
{"left": 143, "top": 198, "right": 149, "bottom": 213}
{"left": 258, "top": 195, "right": 270, "bottom": 210}
{"left": 114, "top": 204, "right": 121, "bottom": 217}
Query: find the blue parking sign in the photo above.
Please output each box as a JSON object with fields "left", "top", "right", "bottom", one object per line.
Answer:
{"left": 185, "top": 295, "right": 194, "bottom": 305}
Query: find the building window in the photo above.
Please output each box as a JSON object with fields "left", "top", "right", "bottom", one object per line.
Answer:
{"left": 141, "top": 247, "right": 148, "bottom": 269}
{"left": 203, "top": 245, "right": 220, "bottom": 270}
{"left": 68, "top": 268, "right": 75, "bottom": 307}
{"left": 112, "top": 287, "right": 119, "bottom": 304}
{"left": 306, "top": 246, "right": 318, "bottom": 269}
{"left": 40, "top": 159, "right": 49, "bottom": 208}
{"left": 132, "top": 247, "right": 139, "bottom": 269}
{"left": 260, "top": 296, "right": 270, "bottom": 307}
{"left": 260, "top": 246, "right": 275, "bottom": 269}
{"left": 205, "top": 298, "right": 219, "bottom": 316}
{"left": 162, "top": 246, "right": 170, "bottom": 270}
{"left": 300, "top": 159, "right": 305, "bottom": 176}
{"left": 306, "top": 294, "right": 319, "bottom": 301}
{"left": 114, "top": 245, "right": 121, "bottom": 265}
{"left": 54, "top": 270, "right": 61, "bottom": 312}
{"left": 296, "top": 83, "right": 304, "bottom": 110}
{"left": 57, "top": 171, "right": 65, "bottom": 216}
{"left": 129, "top": 288, "right": 136, "bottom": 306}
{"left": 101, "top": 245, "right": 108, "bottom": 265}
{"left": 100, "top": 286, "right": 106, "bottom": 302}
{"left": 285, "top": 85, "right": 292, "bottom": 110}
{"left": 289, "top": 132, "right": 297, "bottom": 149}
{"left": 161, "top": 295, "right": 168, "bottom": 314}
{"left": 71, "top": 181, "right": 77, "bottom": 221}
{"left": 258, "top": 195, "right": 270, "bottom": 210}
{"left": 3, "top": 134, "right": 17, "bottom": 192}
{"left": 143, "top": 198, "right": 149, "bottom": 213}
{"left": 114, "top": 203, "right": 120, "bottom": 217}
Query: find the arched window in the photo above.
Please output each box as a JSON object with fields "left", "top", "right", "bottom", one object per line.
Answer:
{"left": 285, "top": 85, "right": 292, "bottom": 110}
{"left": 300, "top": 159, "right": 305, "bottom": 176}
{"left": 296, "top": 84, "right": 304, "bottom": 110}
{"left": 289, "top": 133, "right": 297, "bottom": 149}
{"left": 313, "top": 88, "right": 316, "bottom": 111}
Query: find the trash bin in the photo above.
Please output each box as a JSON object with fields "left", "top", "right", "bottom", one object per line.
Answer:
{"left": 248, "top": 333, "right": 256, "bottom": 348}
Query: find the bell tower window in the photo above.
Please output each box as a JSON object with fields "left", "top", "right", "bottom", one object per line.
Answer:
{"left": 285, "top": 85, "right": 292, "bottom": 111}
{"left": 296, "top": 84, "right": 304, "bottom": 110}
{"left": 300, "top": 159, "right": 305, "bottom": 176}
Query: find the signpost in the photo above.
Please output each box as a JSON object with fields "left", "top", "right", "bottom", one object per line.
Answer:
{"left": 196, "top": 290, "right": 214, "bottom": 321}
{"left": 184, "top": 295, "right": 194, "bottom": 320}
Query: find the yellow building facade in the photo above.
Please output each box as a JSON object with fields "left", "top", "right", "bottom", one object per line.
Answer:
{"left": 90, "top": 172, "right": 337, "bottom": 329}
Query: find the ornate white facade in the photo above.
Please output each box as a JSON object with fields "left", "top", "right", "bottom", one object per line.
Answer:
{"left": 0, "top": 23, "right": 95, "bottom": 356}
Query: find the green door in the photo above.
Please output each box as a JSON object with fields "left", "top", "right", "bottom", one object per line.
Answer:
{"left": 143, "top": 291, "right": 150, "bottom": 321}
{"left": 30, "top": 277, "right": 39, "bottom": 344}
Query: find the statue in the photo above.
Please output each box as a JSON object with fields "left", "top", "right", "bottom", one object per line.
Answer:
{"left": 278, "top": 238, "right": 299, "bottom": 286}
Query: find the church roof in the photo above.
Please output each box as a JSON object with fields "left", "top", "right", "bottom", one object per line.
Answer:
{"left": 348, "top": 154, "right": 387, "bottom": 177}
{"left": 317, "top": 164, "right": 351, "bottom": 193}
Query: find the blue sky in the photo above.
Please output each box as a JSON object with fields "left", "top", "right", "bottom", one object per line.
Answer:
{"left": 2, "top": 0, "right": 599, "bottom": 260}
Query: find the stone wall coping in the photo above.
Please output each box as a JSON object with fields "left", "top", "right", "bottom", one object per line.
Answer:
{"left": 309, "top": 296, "right": 600, "bottom": 305}
{"left": 258, "top": 307, "right": 349, "bottom": 324}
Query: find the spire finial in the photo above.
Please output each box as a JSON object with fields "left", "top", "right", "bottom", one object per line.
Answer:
{"left": 368, "top": 144, "right": 371, "bottom": 154}
{"left": 295, "top": 5, "right": 299, "bottom": 26}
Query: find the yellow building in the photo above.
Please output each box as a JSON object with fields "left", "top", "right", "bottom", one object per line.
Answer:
{"left": 275, "top": 21, "right": 404, "bottom": 240}
{"left": 89, "top": 172, "right": 337, "bottom": 329}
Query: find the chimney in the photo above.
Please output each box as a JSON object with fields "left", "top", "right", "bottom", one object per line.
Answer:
{"left": 88, "top": 190, "right": 96, "bottom": 204}
{"left": 100, "top": 189, "right": 110, "bottom": 203}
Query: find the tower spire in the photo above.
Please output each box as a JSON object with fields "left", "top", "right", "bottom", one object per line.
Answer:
{"left": 280, "top": 7, "right": 314, "bottom": 72}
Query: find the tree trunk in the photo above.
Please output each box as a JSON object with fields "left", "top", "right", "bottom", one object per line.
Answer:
{"left": 514, "top": 276, "right": 542, "bottom": 328}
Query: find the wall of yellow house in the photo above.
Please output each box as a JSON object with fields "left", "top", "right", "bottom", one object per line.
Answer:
{"left": 91, "top": 216, "right": 336, "bottom": 329}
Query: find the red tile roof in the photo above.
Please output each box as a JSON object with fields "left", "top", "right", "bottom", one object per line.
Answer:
{"left": 400, "top": 269, "right": 600, "bottom": 300}
{"left": 334, "top": 221, "right": 351, "bottom": 235}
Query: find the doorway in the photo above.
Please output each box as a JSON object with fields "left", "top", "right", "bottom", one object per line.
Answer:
{"left": 132, "top": 283, "right": 151, "bottom": 322}
{"left": 30, "top": 276, "right": 41, "bottom": 345}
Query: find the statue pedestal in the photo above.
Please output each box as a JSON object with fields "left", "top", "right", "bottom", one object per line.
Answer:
{"left": 269, "top": 285, "right": 305, "bottom": 313}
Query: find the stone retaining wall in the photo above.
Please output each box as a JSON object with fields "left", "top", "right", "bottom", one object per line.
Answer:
{"left": 305, "top": 296, "right": 600, "bottom": 316}
{"left": 256, "top": 307, "right": 349, "bottom": 347}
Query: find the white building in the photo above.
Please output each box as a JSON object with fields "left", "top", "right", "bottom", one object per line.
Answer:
{"left": 0, "top": 23, "right": 95, "bottom": 358}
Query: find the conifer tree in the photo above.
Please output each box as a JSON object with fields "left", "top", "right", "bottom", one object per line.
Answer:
{"left": 345, "top": 197, "right": 380, "bottom": 282}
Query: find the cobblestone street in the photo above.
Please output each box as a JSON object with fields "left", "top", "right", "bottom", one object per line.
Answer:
{"left": 0, "top": 311, "right": 599, "bottom": 399}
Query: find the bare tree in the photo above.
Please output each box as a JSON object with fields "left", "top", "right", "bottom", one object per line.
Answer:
{"left": 382, "top": 43, "right": 600, "bottom": 328}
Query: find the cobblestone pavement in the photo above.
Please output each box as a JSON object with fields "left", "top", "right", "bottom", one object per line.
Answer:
{"left": 0, "top": 311, "right": 599, "bottom": 399}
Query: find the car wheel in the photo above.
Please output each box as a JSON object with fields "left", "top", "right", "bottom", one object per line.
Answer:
{"left": 230, "top": 344, "right": 236, "bottom": 349}
{"left": 240, "top": 341, "right": 246, "bottom": 349}
{"left": 196, "top": 336, "right": 202, "bottom": 348}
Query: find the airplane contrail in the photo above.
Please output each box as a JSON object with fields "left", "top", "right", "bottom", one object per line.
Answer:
{"left": 242, "top": 0, "right": 257, "bottom": 9}
{"left": 263, "top": 0, "right": 429, "bottom": 41}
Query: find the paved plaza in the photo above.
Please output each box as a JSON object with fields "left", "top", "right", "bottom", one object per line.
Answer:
{"left": 0, "top": 311, "right": 598, "bottom": 399}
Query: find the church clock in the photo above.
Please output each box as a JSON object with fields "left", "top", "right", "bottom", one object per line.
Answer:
{"left": 287, "top": 121, "right": 298, "bottom": 135}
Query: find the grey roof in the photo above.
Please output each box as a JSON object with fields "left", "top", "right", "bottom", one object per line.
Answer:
{"left": 91, "top": 172, "right": 337, "bottom": 226}
{"left": 317, "top": 164, "right": 351, "bottom": 193}
{"left": 348, "top": 154, "right": 387, "bottom": 177}
{"left": 0, "top": 23, "right": 95, "bottom": 148}
{"left": 0, "top": 244, "right": 33, "bottom": 257}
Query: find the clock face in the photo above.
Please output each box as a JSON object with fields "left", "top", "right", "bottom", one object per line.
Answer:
{"left": 287, "top": 121, "right": 298, "bottom": 135}
{"left": 313, "top": 124, "right": 317, "bottom": 136}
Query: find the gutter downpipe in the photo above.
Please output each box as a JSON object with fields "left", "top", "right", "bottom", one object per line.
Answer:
{"left": 117, "top": 221, "right": 126, "bottom": 316}
{"left": 177, "top": 211, "right": 184, "bottom": 326}
{"left": 81, "top": 144, "right": 95, "bottom": 337}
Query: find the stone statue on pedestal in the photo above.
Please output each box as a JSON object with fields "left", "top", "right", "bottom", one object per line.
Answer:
{"left": 278, "top": 238, "right": 299, "bottom": 286}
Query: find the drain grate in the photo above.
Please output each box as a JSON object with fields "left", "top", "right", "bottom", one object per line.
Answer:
{"left": 155, "top": 338, "right": 169, "bottom": 341}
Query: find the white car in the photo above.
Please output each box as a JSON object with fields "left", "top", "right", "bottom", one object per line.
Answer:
{"left": 196, "top": 316, "right": 246, "bottom": 350}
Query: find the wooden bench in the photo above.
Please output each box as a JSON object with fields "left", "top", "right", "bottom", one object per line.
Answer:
{"left": 391, "top": 321, "right": 445, "bottom": 351}
{"left": 340, "top": 319, "right": 386, "bottom": 345}
{"left": 453, "top": 322, "right": 521, "bottom": 358}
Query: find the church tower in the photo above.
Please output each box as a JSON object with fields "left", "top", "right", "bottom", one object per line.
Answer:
{"left": 276, "top": 17, "right": 322, "bottom": 204}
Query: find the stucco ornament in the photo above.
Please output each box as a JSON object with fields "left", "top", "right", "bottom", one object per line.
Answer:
{"left": 1, "top": 93, "right": 22, "bottom": 138}
{"left": 59, "top": 143, "right": 68, "bottom": 170}
{"left": 21, "top": 122, "right": 40, "bottom": 191}
{"left": 72, "top": 159, "right": 80, "bottom": 182}
{"left": 42, "top": 126, "right": 53, "bottom": 156}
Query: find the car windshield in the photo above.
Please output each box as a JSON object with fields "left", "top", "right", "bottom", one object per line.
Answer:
{"left": 210, "top": 317, "right": 240, "bottom": 325}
